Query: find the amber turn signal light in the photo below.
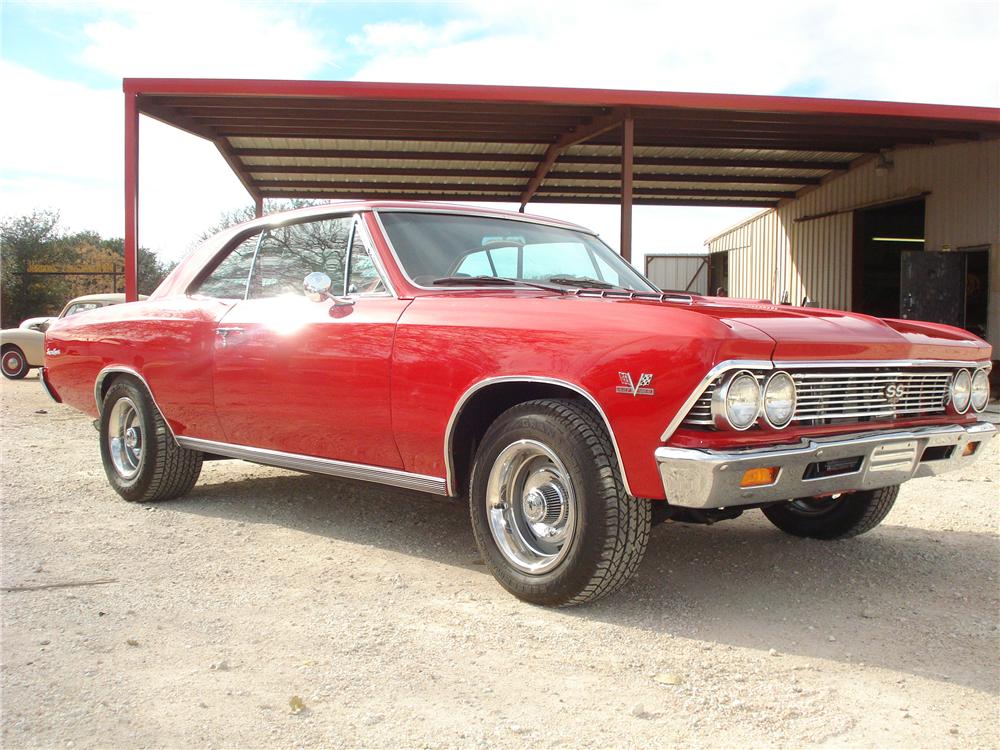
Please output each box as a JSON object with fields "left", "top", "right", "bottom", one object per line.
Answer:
{"left": 740, "top": 467, "right": 779, "bottom": 487}
{"left": 962, "top": 442, "right": 979, "bottom": 457}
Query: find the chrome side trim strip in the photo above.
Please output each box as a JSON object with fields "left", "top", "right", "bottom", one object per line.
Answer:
{"left": 94, "top": 366, "right": 179, "bottom": 443}
{"left": 175, "top": 436, "right": 447, "bottom": 495}
{"left": 659, "top": 360, "right": 774, "bottom": 442}
{"left": 443, "top": 376, "right": 634, "bottom": 497}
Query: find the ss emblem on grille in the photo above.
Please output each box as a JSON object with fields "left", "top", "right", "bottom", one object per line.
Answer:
{"left": 884, "top": 383, "right": 906, "bottom": 403}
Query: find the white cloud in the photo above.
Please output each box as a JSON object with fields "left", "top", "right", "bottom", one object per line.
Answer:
{"left": 79, "top": 1, "right": 332, "bottom": 79}
{"left": 351, "top": 1, "right": 998, "bottom": 104}
{"left": 346, "top": 0, "right": 997, "bottom": 265}
{"left": 0, "top": 61, "right": 256, "bottom": 260}
{"left": 3, "top": 0, "right": 996, "bottom": 274}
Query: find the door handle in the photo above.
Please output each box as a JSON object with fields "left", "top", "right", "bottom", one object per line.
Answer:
{"left": 215, "top": 327, "right": 243, "bottom": 346}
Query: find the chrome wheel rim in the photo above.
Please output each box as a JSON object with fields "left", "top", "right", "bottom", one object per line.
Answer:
{"left": 3, "top": 352, "right": 22, "bottom": 374}
{"left": 108, "top": 397, "right": 143, "bottom": 479}
{"left": 486, "top": 439, "right": 577, "bottom": 575}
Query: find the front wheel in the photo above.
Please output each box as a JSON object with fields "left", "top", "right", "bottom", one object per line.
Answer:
{"left": 99, "top": 377, "right": 203, "bottom": 502}
{"left": 2, "top": 346, "right": 30, "bottom": 379}
{"left": 761, "top": 485, "right": 899, "bottom": 540}
{"left": 469, "top": 399, "right": 650, "bottom": 606}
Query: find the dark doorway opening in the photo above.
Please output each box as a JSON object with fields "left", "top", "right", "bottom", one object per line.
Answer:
{"left": 709, "top": 252, "right": 729, "bottom": 296}
{"left": 960, "top": 246, "right": 990, "bottom": 339}
{"left": 852, "top": 199, "right": 925, "bottom": 318}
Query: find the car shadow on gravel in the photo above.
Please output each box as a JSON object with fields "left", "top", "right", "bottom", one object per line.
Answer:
{"left": 169, "top": 469, "right": 999, "bottom": 695}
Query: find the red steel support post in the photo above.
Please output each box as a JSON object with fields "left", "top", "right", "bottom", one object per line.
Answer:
{"left": 124, "top": 90, "right": 139, "bottom": 301}
{"left": 620, "top": 116, "right": 634, "bottom": 263}
{"left": 255, "top": 195, "right": 264, "bottom": 218}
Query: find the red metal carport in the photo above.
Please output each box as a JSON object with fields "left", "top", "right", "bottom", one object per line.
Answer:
{"left": 122, "top": 78, "right": 1000, "bottom": 300}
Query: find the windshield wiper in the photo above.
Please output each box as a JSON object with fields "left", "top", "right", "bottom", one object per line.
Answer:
{"left": 547, "top": 275, "right": 618, "bottom": 290}
{"left": 430, "top": 276, "right": 567, "bottom": 293}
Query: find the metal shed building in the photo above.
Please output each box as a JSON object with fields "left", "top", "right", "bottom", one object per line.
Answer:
{"left": 706, "top": 138, "right": 1000, "bottom": 351}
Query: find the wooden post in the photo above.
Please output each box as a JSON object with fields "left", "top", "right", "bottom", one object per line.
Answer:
{"left": 620, "top": 115, "right": 634, "bottom": 263}
{"left": 124, "top": 91, "right": 139, "bottom": 301}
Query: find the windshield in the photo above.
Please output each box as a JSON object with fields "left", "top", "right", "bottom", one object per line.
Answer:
{"left": 378, "top": 212, "right": 657, "bottom": 292}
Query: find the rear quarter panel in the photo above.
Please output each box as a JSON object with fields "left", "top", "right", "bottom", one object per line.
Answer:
{"left": 44, "top": 297, "right": 233, "bottom": 440}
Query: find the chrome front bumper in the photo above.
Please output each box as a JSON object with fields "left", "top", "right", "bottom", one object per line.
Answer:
{"left": 655, "top": 422, "right": 996, "bottom": 509}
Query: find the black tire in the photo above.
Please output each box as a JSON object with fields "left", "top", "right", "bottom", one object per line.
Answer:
{"left": 1, "top": 345, "right": 30, "bottom": 380}
{"left": 469, "top": 398, "right": 651, "bottom": 606}
{"left": 99, "top": 377, "right": 203, "bottom": 502}
{"left": 761, "top": 485, "right": 899, "bottom": 540}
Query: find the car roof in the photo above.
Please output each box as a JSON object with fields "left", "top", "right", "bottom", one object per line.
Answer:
{"left": 66, "top": 293, "right": 149, "bottom": 304}
{"left": 232, "top": 200, "right": 596, "bottom": 236}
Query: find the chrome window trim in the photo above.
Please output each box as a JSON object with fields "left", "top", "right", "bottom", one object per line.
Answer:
{"left": 663, "top": 358, "right": 993, "bottom": 442}
{"left": 443, "top": 375, "right": 634, "bottom": 497}
{"left": 174, "top": 436, "right": 446, "bottom": 495}
{"left": 94, "top": 366, "right": 179, "bottom": 443}
{"left": 660, "top": 360, "right": 774, "bottom": 442}
{"left": 372, "top": 209, "right": 657, "bottom": 293}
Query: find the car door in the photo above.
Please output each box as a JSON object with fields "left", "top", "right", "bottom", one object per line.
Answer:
{"left": 211, "top": 213, "right": 409, "bottom": 468}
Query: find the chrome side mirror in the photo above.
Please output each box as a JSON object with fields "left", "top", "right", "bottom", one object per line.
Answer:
{"left": 303, "top": 272, "right": 356, "bottom": 307}
{"left": 304, "top": 272, "right": 332, "bottom": 302}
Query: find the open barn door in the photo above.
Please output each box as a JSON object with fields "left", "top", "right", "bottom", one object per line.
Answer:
{"left": 899, "top": 250, "right": 966, "bottom": 327}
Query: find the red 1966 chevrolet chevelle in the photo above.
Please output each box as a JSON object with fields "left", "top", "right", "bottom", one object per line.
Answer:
{"left": 41, "top": 202, "right": 994, "bottom": 606}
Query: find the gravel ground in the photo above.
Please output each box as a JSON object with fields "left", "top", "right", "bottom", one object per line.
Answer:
{"left": 2, "top": 375, "right": 999, "bottom": 749}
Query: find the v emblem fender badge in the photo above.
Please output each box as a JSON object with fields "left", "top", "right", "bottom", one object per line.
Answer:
{"left": 616, "top": 372, "right": 654, "bottom": 396}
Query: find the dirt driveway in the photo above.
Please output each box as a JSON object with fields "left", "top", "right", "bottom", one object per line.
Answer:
{"left": 2, "top": 375, "right": 998, "bottom": 749}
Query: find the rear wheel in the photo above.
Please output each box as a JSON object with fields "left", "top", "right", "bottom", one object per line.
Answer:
{"left": 761, "top": 485, "right": 899, "bottom": 540}
{"left": 1, "top": 346, "right": 29, "bottom": 379}
{"left": 469, "top": 398, "right": 650, "bottom": 606}
{"left": 99, "top": 377, "right": 203, "bottom": 502}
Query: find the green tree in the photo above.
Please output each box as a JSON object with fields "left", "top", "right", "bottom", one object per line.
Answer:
{"left": 0, "top": 211, "right": 176, "bottom": 328}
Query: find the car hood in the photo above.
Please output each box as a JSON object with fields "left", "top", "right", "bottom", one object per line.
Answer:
{"left": 676, "top": 297, "right": 989, "bottom": 362}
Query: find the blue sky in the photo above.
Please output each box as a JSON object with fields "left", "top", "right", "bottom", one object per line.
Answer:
{"left": 1, "top": 0, "right": 997, "bottom": 264}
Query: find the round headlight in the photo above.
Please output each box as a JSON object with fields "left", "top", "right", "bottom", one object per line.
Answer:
{"left": 950, "top": 369, "right": 972, "bottom": 414}
{"left": 712, "top": 371, "right": 761, "bottom": 431}
{"left": 970, "top": 368, "right": 990, "bottom": 412}
{"left": 762, "top": 371, "right": 797, "bottom": 428}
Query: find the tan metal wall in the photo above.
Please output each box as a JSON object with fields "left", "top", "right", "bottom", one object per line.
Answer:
{"left": 645, "top": 255, "right": 708, "bottom": 293}
{"left": 707, "top": 139, "right": 1000, "bottom": 348}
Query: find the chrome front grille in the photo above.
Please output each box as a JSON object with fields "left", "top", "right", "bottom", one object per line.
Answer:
{"left": 681, "top": 366, "right": 958, "bottom": 430}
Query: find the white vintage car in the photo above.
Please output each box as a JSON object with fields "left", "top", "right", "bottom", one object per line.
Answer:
{"left": 1, "top": 293, "right": 145, "bottom": 379}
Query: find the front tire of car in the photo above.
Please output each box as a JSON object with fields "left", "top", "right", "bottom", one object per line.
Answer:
{"left": 469, "top": 398, "right": 651, "bottom": 606}
{"left": 99, "top": 377, "right": 203, "bottom": 502}
{"left": 1, "top": 345, "right": 30, "bottom": 380}
{"left": 761, "top": 485, "right": 899, "bottom": 540}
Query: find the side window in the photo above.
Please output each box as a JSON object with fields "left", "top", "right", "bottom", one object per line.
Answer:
{"left": 249, "top": 217, "right": 351, "bottom": 300}
{"left": 347, "top": 230, "right": 387, "bottom": 295}
{"left": 193, "top": 232, "right": 261, "bottom": 299}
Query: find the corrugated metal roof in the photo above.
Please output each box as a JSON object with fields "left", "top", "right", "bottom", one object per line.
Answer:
{"left": 132, "top": 79, "right": 1000, "bottom": 209}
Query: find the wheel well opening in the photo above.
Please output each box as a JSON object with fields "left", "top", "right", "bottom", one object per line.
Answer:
{"left": 449, "top": 382, "right": 590, "bottom": 497}
{"left": 97, "top": 371, "right": 141, "bottom": 410}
